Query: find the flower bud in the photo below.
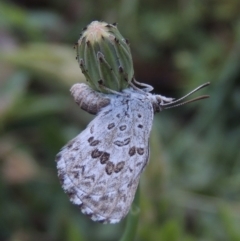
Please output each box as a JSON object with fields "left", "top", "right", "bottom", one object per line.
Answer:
{"left": 75, "top": 21, "right": 134, "bottom": 93}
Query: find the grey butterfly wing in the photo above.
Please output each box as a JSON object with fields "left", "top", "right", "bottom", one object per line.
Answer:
{"left": 56, "top": 94, "right": 154, "bottom": 223}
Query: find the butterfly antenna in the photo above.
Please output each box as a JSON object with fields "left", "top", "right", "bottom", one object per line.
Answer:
{"left": 161, "top": 82, "right": 210, "bottom": 108}
{"left": 163, "top": 95, "right": 209, "bottom": 109}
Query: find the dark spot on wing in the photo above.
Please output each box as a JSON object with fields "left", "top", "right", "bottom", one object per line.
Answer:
{"left": 137, "top": 147, "right": 144, "bottom": 155}
{"left": 90, "top": 140, "right": 101, "bottom": 146}
{"left": 90, "top": 125, "right": 94, "bottom": 134}
{"left": 65, "top": 187, "right": 77, "bottom": 198}
{"left": 107, "top": 123, "right": 115, "bottom": 129}
{"left": 136, "top": 162, "right": 143, "bottom": 167}
{"left": 80, "top": 165, "right": 85, "bottom": 175}
{"left": 114, "top": 138, "right": 130, "bottom": 147}
{"left": 88, "top": 136, "right": 94, "bottom": 143}
{"left": 138, "top": 114, "right": 142, "bottom": 118}
{"left": 138, "top": 124, "right": 143, "bottom": 128}
{"left": 71, "top": 171, "right": 79, "bottom": 178}
{"left": 115, "top": 161, "right": 125, "bottom": 173}
{"left": 105, "top": 161, "right": 115, "bottom": 175}
{"left": 119, "top": 125, "right": 127, "bottom": 131}
{"left": 128, "top": 146, "right": 136, "bottom": 156}
{"left": 100, "top": 152, "right": 110, "bottom": 164}
{"left": 91, "top": 149, "right": 103, "bottom": 158}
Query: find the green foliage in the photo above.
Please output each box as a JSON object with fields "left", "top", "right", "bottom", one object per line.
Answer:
{"left": 0, "top": 1, "right": 240, "bottom": 241}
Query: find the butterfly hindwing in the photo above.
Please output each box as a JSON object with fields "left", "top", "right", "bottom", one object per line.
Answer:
{"left": 56, "top": 91, "right": 154, "bottom": 223}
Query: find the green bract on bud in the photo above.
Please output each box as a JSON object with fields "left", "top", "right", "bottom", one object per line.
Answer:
{"left": 75, "top": 21, "right": 134, "bottom": 93}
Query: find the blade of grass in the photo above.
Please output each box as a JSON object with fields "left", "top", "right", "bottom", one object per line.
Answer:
{"left": 119, "top": 186, "right": 140, "bottom": 241}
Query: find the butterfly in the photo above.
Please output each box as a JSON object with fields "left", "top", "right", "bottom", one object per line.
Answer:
{"left": 56, "top": 80, "right": 209, "bottom": 223}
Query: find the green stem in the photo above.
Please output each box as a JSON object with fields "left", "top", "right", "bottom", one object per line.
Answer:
{"left": 119, "top": 186, "right": 140, "bottom": 241}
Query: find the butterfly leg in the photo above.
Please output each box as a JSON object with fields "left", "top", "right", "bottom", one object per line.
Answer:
{"left": 132, "top": 79, "right": 154, "bottom": 92}
{"left": 98, "top": 80, "right": 127, "bottom": 96}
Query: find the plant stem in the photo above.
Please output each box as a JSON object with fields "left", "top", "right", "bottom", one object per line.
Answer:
{"left": 119, "top": 186, "right": 140, "bottom": 241}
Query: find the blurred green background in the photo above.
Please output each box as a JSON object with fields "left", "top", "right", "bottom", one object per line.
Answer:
{"left": 0, "top": 1, "right": 240, "bottom": 241}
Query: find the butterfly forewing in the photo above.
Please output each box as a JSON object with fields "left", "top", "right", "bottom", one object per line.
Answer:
{"left": 56, "top": 91, "right": 154, "bottom": 223}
